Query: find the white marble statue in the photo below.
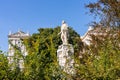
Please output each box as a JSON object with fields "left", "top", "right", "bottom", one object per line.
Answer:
{"left": 58, "top": 20, "right": 68, "bottom": 45}
{"left": 57, "top": 21, "right": 75, "bottom": 75}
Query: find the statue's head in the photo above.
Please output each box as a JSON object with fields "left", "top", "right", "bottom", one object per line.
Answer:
{"left": 62, "top": 20, "right": 66, "bottom": 24}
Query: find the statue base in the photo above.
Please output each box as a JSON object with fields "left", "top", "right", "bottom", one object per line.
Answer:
{"left": 57, "top": 44, "right": 75, "bottom": 75}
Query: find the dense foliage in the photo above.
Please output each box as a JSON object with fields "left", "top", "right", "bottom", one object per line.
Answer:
{"left": 0, "top": 51, "right": 8, "bottom": 79}
{"left": 22, "top": 26, "right": 81, "bottom": 79}
{"left": 76, "top": 29, "right": 120, "bottom": 79}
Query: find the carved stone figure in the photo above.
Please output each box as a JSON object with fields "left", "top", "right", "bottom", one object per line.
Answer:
{"left": 57, "top": 21, "right": 75, "bottom": 75}
{"left": 58, "top": 20, "right": 68, "bottom": 44}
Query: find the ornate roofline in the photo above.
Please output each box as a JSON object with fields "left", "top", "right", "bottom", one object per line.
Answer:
{"left": 8, "top": 30, "right": 30, "bottom": 38}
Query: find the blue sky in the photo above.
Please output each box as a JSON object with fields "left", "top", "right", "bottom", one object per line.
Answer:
{"left": 0, "top": 0, "right": 97, "bottom": 52}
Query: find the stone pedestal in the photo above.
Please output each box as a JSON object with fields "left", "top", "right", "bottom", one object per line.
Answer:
{"left": 57, "top": 44, "right": 75, "bottom": 75}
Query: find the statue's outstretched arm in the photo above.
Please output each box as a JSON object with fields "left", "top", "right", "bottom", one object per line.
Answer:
{"left": 58, "top": 32, "right": 62, "bottom": 35}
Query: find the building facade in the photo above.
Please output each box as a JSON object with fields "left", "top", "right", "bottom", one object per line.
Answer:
{"left": 81, "top": 26, "right": 111, "bottom": 45}
{"left": 8, "top": 30, "right": 30, "bottom": 70}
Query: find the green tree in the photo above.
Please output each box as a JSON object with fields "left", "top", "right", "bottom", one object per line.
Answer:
{"left": 0, "top": 50, "right": 9, "bottom": 79}
{"left": 76, "top": 28, "right": 120, "bottom": 79}
{"left": 23, "top": 26, "right": 81, "bottom": 79}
